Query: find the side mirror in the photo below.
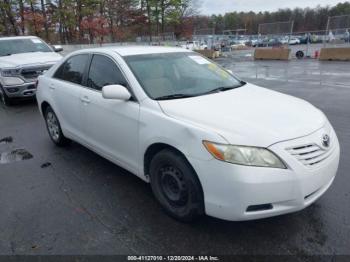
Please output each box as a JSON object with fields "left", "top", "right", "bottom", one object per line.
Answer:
{"left": 52, "top": 45, "right": 63, "bottom": 52}
{"left": 102, "top": 85, "right": 131, "bottom": 101}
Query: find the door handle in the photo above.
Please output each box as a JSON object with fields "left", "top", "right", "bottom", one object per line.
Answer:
{"left": 49, "top": 84, "right": 55, "bottom": 90}
{"left": 80, "top": 96, "right": 91, "bottom": 104}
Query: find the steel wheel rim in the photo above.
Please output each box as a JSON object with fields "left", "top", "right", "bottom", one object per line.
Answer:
{"left": 46, "top": 112, "right": 60, "bottom": 141}
{"left": 159, "top": 166, "right": 188, "bottom": 207}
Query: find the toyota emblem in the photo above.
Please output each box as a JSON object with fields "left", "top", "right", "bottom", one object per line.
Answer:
{"left": 322, "top": 134, "right": 330, "bottom": 148}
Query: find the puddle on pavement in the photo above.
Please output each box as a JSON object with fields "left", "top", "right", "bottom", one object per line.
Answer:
{"left": 41, "top": 162, "right": 52, "bottom": 168}
{"left": 0, "top": 149, "right": 33, "bottom": 164}
{"left": 0, "top": 136, "right": 13, "bottom": 145}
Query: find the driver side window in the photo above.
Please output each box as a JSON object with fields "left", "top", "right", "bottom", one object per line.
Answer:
{"left": 87, "top": 54, "right": 127, "bottom": 91}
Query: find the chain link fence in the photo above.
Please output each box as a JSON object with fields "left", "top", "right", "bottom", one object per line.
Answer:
{"left": 193, "top": 28, "right": 215, "bottom": 36}
{"left": 136, "top": 32, "right": 176, "bottom": 43}
{"left": 325, "top": 15, "right": 350, "bottom": 47}
{"left": 60, "top": 15, "right": 350, "bottom": 60}
{"left": 258, "top": 21, "right": 294, "bottom": 36}
{"left": 192, "top": 28, "right": 219, "bottom": 50}
{"left": 257, "top": 21, "right": 294, "bottom": 48}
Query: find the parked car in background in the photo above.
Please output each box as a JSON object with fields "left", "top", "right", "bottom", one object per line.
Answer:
{"left": 230, "top": 42, "right": 247, "bottom": 50}
{"left": 252, "top": 38, "right": 269, "bottom": 47}
{"left": 268, "top": 38, "right": 283, "bottom": 47}
{"left": 280, "top": 37, "right": 289, "bottom": 45}
{"left": 298, "top": 35, "right": 309, "bottom": 45}
{"left": 289, "top": 37, "right": 301, "bottom": 45}
{"left": 247, "top": 38, "right": 259, "bottom": 47}
{"left": 181, "top": 41, "right": 207, "bottom": 50}
{"left": 0, "top": 36, "right": 63, "bottom": 105}
{"left": 299, "top": 34, "right": 325, "bottom": 44}
{"left": 36, "top": 46, "right": 340, "bottom": 222}
{"left": 281, "top": 36, "right": 301, "bottom": 45}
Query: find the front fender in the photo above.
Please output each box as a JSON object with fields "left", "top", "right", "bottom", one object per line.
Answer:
{"left": 138, "top": 102, "right": 226, "bottom": 179}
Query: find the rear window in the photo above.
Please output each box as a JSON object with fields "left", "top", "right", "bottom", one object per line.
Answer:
{"left": 54, "top": 55, "right": 89, "bottom": 85}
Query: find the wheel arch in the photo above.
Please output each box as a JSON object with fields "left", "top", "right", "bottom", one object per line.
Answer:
{"left": 143, "top": 142, "right": 204, "bottom": 196}
{"left": 41, "top": 101, "right": 51, "bottom": 117}
{"left": 144, "top": 143, "right": 176, "bottom": 178}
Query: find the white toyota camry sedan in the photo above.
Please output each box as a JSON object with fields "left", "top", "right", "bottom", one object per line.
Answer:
{"left": 36, "top": 46, "right": 340, "bottom": 222}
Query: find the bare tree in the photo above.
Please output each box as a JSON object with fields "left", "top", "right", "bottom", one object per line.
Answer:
{"left": 58, "top": 0, "right": 64, "bottom": 43}
{"left": 41, "top": 0, "right": 49, "bottom": 40}
{"left": 105, "top": 0, "right": 116, "bottom": 42}
{"left": 145, "top": 0, "right": 152, "bottom": 41}
{"left": 160, "top": 0, "right": 171, "bottom": 33}
{"left": 28, "top": 0, "right": 39, "bottom": 35}
{"left": 4, "top": 0, "right": 19, "bottom": 35}
{"left": 76, "top": 0, "right": 83, "bottom": 41}
{"left": 0, "top": 4, "right": 10, "bottom": 36}
{"left": 18, "top": 0, "right": 25, "bottom": 35}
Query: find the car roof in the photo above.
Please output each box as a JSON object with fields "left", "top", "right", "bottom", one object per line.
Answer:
{"left": 73, "top": 46, "right": 192, "bottom": 57}
{"left": 0, "top": 36, "right": 40, "bottom": 41}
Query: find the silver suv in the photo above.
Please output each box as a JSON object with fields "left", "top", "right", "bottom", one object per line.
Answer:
{"left": 0, "top": 36, "right": 63, "bottom": 105}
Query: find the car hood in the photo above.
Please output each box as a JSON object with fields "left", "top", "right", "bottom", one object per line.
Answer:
{"left": 158, "top": 83, "right": 326, "bottom": 147}
{"left": 0, "top": 52, "right": 62, "bottom": 68}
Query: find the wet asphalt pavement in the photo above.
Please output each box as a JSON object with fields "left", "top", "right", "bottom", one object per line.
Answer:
{"left": 0, "top": 59, "right": 349, "bottom": 255}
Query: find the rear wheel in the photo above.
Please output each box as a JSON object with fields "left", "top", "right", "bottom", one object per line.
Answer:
{"left": 149, "top": 149, "right": 204, "bottom": 222}
{"left": 44, "top": 106, "right": 71, "bottom": 146}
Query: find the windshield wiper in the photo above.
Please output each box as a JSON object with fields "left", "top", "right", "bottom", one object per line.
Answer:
{"left": 201, "top": 82, "right": 246, "bottom": 96}
{"left": 202, "top": 86, "right": 238, "bottom": 95}
{"left": 155, "top": 93, "right": 195, "bottom": 100}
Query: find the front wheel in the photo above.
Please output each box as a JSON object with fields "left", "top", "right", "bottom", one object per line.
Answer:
{"left": 0, "top": 88, "right": 13, "bottom": 106}
{"left": 150, "top": 149, "right": 204, "bottom": 222}
{"left": 44, "top": 106, "right": 71, "bottom": 146}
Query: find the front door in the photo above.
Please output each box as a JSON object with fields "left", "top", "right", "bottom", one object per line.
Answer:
{"left": 80, "top": 54, "right": 140, "bottom": 173}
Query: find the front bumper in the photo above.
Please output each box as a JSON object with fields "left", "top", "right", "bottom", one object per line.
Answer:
{"left": 2, "top": 82, "right": 37, "bottom": 98}
{"left": 189, "top": 125, "right": 340, "bottom": 221}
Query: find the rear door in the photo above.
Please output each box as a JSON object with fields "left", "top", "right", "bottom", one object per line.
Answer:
{"left": 80, "top": 54, "right": 140, "bottom": 173}
{"left": 51, "top": 54, "right": 90, "bottom": 139}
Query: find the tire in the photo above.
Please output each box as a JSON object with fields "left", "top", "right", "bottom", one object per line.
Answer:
{"left": 296, "top": 50, "right": 304, "bottom": 59}
{"left": 44, "top": 106, "right": 71, "bottom": 146}
{"left": 149, "top": 149, "right": 204, "bottom": 222}
{"left": 0, "top": 87, "right": 13, "bottom": 106}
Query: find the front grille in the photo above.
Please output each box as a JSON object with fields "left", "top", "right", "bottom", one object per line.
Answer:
{"left": 286, "top": 143, "right": 335, "bottom": 167}
{"left": 21, "top": 66, "right": 51, "bottom": 80}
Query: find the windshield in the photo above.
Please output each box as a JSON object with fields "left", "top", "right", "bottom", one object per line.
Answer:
{"left": 0, "top": 38, "right": 52, "bottom": 57}
{"left": 124, "top": 52, "right": 243, "bottom": 100}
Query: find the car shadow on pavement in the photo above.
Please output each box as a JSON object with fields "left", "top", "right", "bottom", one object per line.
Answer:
{"left": 47, "top": 141, "right": 328, "bottom": 254}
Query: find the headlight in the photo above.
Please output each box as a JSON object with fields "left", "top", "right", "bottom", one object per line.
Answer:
{"left": 1, "top": 68, "right": 21, "bottom": 77}
{"left": 2, "top": 77, "right": 24, "bottom": 86}
{"left": 203, "top": 141, "right": 286, "bottom": 169}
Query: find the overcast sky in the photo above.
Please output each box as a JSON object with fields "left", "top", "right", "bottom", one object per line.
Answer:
{"left": 200, "top": 0, "right": 346, "bottom": 15}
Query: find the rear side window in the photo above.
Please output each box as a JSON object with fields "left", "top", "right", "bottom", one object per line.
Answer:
{"left": 87, "top": 54, "right": 127, "bottom": 91}
{"left": 54, "top": 54, "right": 89, "bottom": 85}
